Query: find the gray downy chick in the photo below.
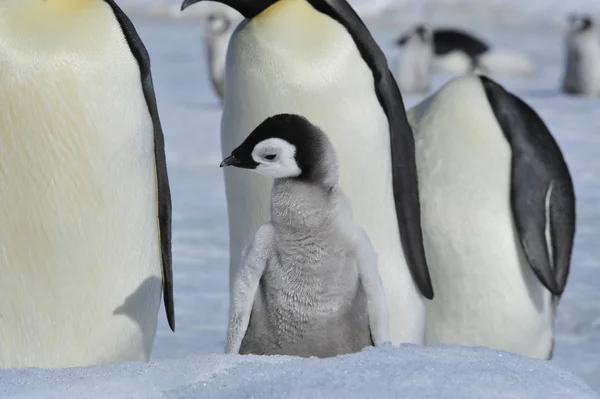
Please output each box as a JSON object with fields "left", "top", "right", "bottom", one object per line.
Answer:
{"left": 219, "top": 113, "right": 390, "bottom": 358}
{"left": 562, "top": 13, "right": 600, "bottom": 96}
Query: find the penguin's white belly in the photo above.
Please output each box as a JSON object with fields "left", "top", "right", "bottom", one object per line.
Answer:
{"left": 478, "top": 49, "right": 536, "bottom": 77}
{"left": 432, "top": 51, "right": 471, "bottom": 74}
{"left": 222, "top": 21, "right": 426, "bottom": 344}
{"left": 412, "top": 90, "right": 553, "bottom": 358}
{"left": 432, "top": 49, "right": 535, "bottom": 77}
{"left": 0, "top": 35, "right": 162, "bottom": 368}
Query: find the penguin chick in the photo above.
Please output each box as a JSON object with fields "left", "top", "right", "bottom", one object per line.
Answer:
{"left": 204, "top": 11, "right": 241, "bottom": 103}
{"left": 562, "top": 13, "right": 600, "bottom": 96}
{"left": 395, "top": 24, "right": 433, "bottom": 95}
{"left": 219, "top": 113, "right": 390, "bottom": 358}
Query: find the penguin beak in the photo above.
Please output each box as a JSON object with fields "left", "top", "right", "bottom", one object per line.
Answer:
{"left": 220, "top": 153, "right": 259, "bottom": 169}
{"left": 180, "top": 0, "right": 275, "bottom": 18}
{"left": 219, "top": 155, "right": 241, "bottom": 168}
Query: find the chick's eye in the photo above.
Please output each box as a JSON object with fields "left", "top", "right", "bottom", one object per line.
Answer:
{"left": 264, "top": 154, "right": 276, "bottom": 160}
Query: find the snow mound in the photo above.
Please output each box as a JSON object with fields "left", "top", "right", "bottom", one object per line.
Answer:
{"left": 1, "top": 345, "right": 597, "bottom": 398}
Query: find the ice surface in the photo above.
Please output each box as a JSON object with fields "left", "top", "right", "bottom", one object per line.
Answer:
{"left": 1, "top": 8, "right": 599, "bottom": 398}
{"left": 1, "top": 345, "right": 598, "bottom": 398}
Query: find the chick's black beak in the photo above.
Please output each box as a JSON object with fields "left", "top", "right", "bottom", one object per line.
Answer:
{"left": 220, "top": 155, "right": 240, "bottom": 168}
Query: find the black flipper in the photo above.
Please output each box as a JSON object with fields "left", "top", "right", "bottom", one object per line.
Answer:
{"left": 104, "top": 0, "right": 175, "bottom": 331}
{"left": 307, "top": 0, "right": 434, "bottom": 299}
{"left": 480, "top": 76, "right": 576, "bottom": 297}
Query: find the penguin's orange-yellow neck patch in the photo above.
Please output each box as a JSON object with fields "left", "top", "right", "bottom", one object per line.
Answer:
{"left": 0, "top": 0, "right": 112, "bottom": 54}
{"left": 249, "top": 0, "right": 345, "bottom": 56}
{"left": 2, "top": 0, "right": 98, "bottom": 19}
{"left": 41, "top": 0, "right": 97, "bottom": 12}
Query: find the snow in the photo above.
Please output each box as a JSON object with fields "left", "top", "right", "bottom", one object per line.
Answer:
{"left": 1, "top": 346, "right": 598, "bottom": 398}
{"left": 1, "top": 9, "right": 599, "bottom": 398}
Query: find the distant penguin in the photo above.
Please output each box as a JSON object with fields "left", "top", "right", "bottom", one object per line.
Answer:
{"left": 407, "top": 75, "right": 576, "bottom": 360}
{"left": 395, "top": 24, "right": 433, "bottom": 95}
{"left": 181, "top": 0, "right": 434, "bottom": 345}
{"left": 0, "top": 0, "right": 174, "bottom": 368}
{"left": 220, "top": 114, "right": 390, "bottom": 357}
{"left": 562, "top": 13, "right": 600, "bottom": 96}
{"left": 204, "top": 10, "right": 243, "bottom": 103}
{"left": 397, "top": 27, "right": 536, "bottom": 77}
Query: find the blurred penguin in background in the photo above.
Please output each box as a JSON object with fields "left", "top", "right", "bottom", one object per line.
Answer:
{"left": 395, "top": 24, "right": 433, "bottom": 95}
{"left": 396, "top": 27, "right": 536, "bottom": 78}
{"left": 562, "top": 13, "right": 600, "bottom": 96}
{"left": 204, "top": 9, "right": 243, "bottom": 103}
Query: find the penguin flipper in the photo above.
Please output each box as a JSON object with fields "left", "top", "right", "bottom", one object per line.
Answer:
{"left": 480, "top": 75, "right": 576, "bottom": 297}
{"left": 352, "top": 227, "right": 391, "bottom": 347}
{"left": 104, "top": 0, "right": 176, "bottom": 331}
{"left": 225, "top": 224, "right": 275, "bottom": 354}
{"left": 308, "top": 0, "right": 433, "bottom": 299}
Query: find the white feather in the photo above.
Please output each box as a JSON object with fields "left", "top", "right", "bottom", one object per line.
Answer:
{"left": 478, "top": 49, "right": 536, "bottom": 77}
{"left": 225, "top": 224, "right": 275, "bottom": 354}
{"left": 432, "top": 49, "right": 536, "bottom": 77}
{"left": 351, "top": 227, "right": 390, "bottom": 347}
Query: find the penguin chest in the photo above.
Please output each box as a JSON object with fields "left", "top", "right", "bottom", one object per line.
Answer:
{"left": 431, "top": 51, "right": 471, "bottom": 74}
{"left": 0, "top": 37, "right": 162, "bottom": 367}
{"left": 416, "top": 117, "right": 527, "bottom": 293}
{"left": 240, "top": 246, "right": 372, "bottom": 358}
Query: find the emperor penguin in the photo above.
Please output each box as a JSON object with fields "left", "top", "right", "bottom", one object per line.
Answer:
{"left": 562, "top": 13, "right": 600, "bottom": 96}
{"left": 220, "top": 114, "right": 390, "bottom": 357}
{"left": 181, "top": 0, "right": 434, "bottom": 344}
{"left": 0, "top": 0, "right": 174, "bottom": 368}
{"left": 397, "top": 27, "right": 536, "bottom": 77}
{"left": 395, "top": 24, "right": 433, "bottom": 95}
{"left": 204, "top": 10, "right": 243, "bottom": 103}
{"left": 407, "top": 75, "right": 576, "bottom": 360}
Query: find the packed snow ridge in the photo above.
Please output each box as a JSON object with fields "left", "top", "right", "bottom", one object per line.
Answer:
{"left": 0, "top": 345, "right": 598, "bottom": 399}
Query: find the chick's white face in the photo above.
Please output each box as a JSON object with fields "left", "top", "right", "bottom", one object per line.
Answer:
{"left": 251, "top": 138, "right": 301, "bottom": 179}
